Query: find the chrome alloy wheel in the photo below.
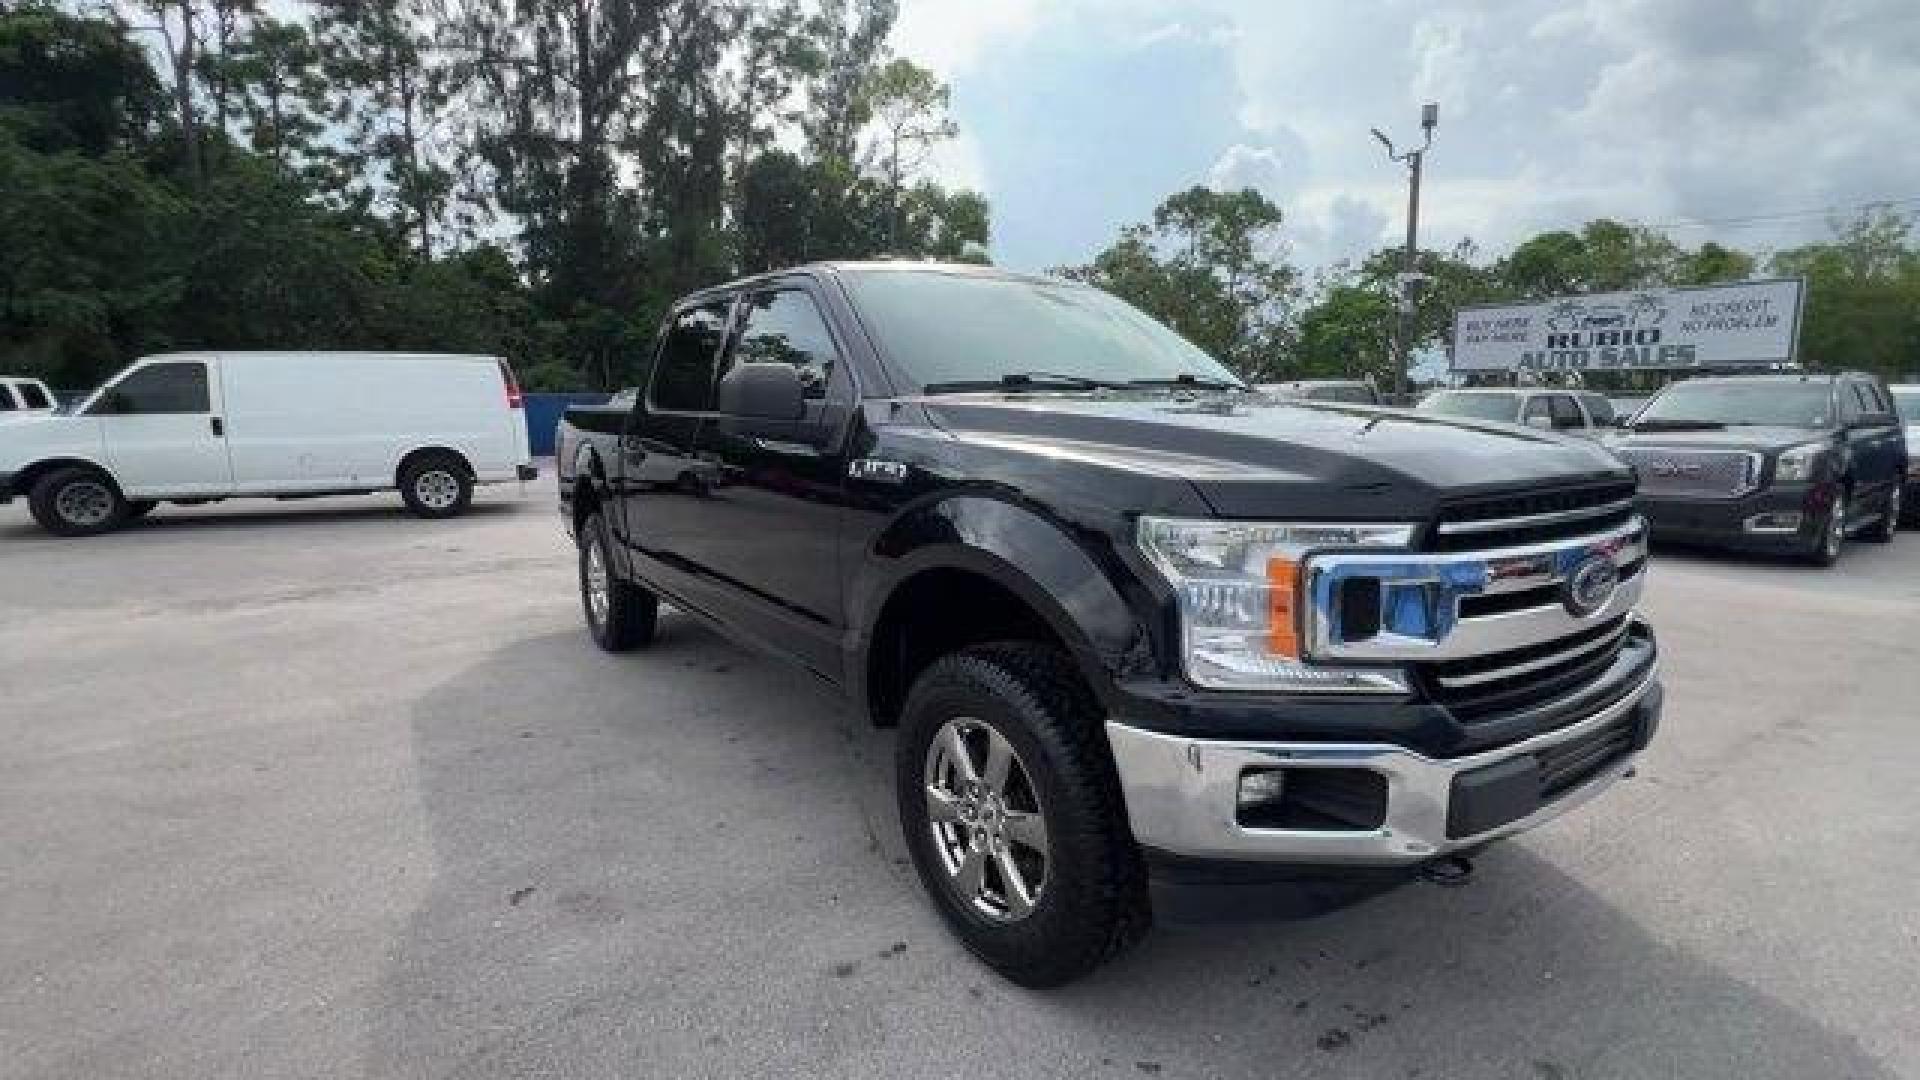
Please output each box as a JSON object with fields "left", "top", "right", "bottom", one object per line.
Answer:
{"left": 1825, "top": 491, "right": 1847, "bottom": 560}
{"left": 55, "top": 480, "right": 115, "bottom": 527}
{"left": 924, "top": 717, "right": 1049, "bottom": 922}
{"left": 415, "top": 469, "right": 462, "bottom": 510}
{"left": 584, "top": 536, "right": 610, "bottom": 628}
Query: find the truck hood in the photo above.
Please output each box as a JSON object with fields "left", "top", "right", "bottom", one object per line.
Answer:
{"left": 1606, "top": 425, "right": 1826, "bottom": 454}
{"left": 914, "top": 393, "right": 1629, "bottom": 519}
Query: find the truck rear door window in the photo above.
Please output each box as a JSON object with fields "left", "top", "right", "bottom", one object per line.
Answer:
{"left": 1548, "top": 394, "right": 1585, "bottom": 429}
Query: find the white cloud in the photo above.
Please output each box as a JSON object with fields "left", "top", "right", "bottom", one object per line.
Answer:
{"left": 890, "top": 0, "right": 1046, "bottom": 76}
{"left": 889, "top": 0, "right": 1920, "bottom": 273}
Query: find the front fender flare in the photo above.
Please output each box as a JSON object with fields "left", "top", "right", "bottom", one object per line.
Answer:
{"left": 849, "top": 494, "right": 1156, "bottom": 713}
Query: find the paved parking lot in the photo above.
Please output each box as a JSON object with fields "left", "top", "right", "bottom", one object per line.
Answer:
{"left": 3, "top": 480, "right": 1918, "bottom": 1080}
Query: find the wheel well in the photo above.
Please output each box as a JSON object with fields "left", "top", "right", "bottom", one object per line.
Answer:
{"left": 572, "top": 475, "right": 601, "bottom": 536}
{"left": 866, "top": 567, "right": 1067, "bottom": 728}
{"left": 395, "top": 446, "right": 473, "bottom": 488}
{"left": 14, "top": 458, "right": 119, "bottom": 497}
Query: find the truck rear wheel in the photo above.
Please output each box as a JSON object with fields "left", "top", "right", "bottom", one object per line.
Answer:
{"left": 28, "top": 467, "right": 128, "bottom": 537}
{"left": 579, "top": 513, "right": 657, "bottom": 652}
{"left": 896, "top": 642, "right": 1147, "bottom": 987}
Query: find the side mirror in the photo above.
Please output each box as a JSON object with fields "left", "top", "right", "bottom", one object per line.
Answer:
{"left": 716, "top": 362, "right": 805, "bottom": 436}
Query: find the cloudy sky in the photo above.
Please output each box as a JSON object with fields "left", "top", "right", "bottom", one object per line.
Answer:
{"left": 890, "top": 0, "right": 1920, "bottom": 275}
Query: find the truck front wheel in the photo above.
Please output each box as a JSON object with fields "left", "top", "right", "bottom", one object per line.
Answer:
{"left": 896, "top": 642, "right": 1147, "bottom": 987}
{"left": 579, "top": 513, "right": 657, "bottom": 652}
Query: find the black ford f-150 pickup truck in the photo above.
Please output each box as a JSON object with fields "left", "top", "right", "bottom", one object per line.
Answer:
{"left": 556, "top": 262, "right": 1663, "bottom": 986}
{"left": 1605, "top": 373, "right": 1907, "bottom": 565}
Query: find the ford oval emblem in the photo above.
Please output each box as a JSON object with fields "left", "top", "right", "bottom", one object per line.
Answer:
{"left": 1564, "top": 555, "right": 1620, "bottom": 618}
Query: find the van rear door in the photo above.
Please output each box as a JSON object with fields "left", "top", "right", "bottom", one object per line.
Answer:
{"left": 92, "top": 357, "right": 235, "bottom": 496}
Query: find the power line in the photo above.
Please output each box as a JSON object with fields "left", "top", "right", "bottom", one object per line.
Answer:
{"left": 1658, "top": 195, "right": 1920, "bottom": 231}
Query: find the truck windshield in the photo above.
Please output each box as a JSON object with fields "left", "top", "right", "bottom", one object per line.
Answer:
{"left": 840, "top": 268, "right": 1243, "bottom": 392}
{"left": 1421, "top": 392, "right": 1519, "bottom": 422}
{"left": 1634, "top": 382, "right": 1832, "bottom": 428}
{"left": 1893, "top": 388, "right": 1919, "bottom": 423}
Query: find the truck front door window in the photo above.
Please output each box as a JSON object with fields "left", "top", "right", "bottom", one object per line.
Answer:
{"left": 649, "top": 302, "right": 734, "bottom": 414}
{"left": 730, "top": 290, "right": 838, "bottom": 399}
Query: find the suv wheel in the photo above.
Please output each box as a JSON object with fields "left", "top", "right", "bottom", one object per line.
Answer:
{"left": 896, "top": 643, "right": 1147, "bottom": 987}
{"left": 28, "top": 467, "right": 128, "bottom": 537}
{"left": 1808, "top": 489, "right": 1847, "bottom": 566}
{"left": 1862, "top": 485, "right": 1900, "bottom": 543}
{"left": 579, "top": 513, "right": 657, "bottom": 651}
{"left": 399, "top": 454, "right": 473, "bottom": 519}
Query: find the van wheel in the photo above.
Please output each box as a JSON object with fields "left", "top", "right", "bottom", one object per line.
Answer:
{"left": 400, "top": 454, "right": 473, "bottom": 519}
{"left": 29, "top": 467, "right": 128, "bottom": 537}
{"left": 896, "top": 642, "right": 1148, "bottom": 988}
{"left": 580, "top": 513, "right": 657, "bottom": 651}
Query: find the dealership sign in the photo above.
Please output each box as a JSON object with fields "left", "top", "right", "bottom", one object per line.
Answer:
{"left": 1450, "top": 278, "right": 1805, "bottom": 372}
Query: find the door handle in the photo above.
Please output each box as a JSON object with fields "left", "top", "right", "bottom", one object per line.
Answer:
{"left": 210, "top": 416, "right": 224, "bottom": 438}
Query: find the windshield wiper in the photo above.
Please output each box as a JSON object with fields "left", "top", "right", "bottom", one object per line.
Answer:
{"left": 920, "top": 371, "right": 1130, "bottom": 394}
{"left": 1629, "top": 419, "right": 1727, "bottom": 431}
{"left": 1126, "top": 373, "right": 1248, "bottom": 392}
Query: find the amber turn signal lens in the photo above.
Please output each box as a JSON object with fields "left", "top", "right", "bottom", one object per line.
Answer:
{"left": 1265, "top": 556, "right": 1301, "bottom": 658}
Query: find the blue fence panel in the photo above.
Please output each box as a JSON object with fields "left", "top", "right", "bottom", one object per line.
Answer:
{"left": 523, "top": 392, "right": 609, "bottom": 456}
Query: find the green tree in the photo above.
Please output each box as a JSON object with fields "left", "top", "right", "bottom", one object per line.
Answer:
{"left": 1771, "top": 209, "right": 1920, "bottom": 380}
{"left": 313, "top": 0, "right": 455, "bottom": 257}
{"left": 1293, "top": 284, "right": 1394, "bottom": 381}
{"left": 862, "top": 57, "right": 956, "bottom": 250}
{"left": 1060, "top": 186, "right": 1296, "bottom": 379}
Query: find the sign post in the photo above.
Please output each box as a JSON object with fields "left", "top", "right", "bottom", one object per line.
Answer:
{"left": 1450, "top": 278, "right": 1806, "bottom": 375}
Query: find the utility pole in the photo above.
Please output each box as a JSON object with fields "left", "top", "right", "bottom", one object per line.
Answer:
{"left": 1372, "top": 102, "right": 1438, "bottom": 401}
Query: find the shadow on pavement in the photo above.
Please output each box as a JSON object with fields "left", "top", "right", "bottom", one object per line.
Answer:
{"left": 370, "top": 616, "right": 1894, "bottom": 1079}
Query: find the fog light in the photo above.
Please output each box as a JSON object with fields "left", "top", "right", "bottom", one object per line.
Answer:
{"left": 1237, "top": 768, "right": 1288, "bottom": 810}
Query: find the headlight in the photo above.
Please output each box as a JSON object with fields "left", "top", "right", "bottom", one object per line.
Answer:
{"left": 1775, "top": 442, "right": 1827, "bottom": 483}
{"left": 1137, "top": 517, "right": 1415, "bottom": 693}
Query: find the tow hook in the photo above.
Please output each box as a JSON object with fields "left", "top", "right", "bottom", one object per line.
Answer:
{"left": 1420, "top": 854, "right": 1475, "bottom": 887}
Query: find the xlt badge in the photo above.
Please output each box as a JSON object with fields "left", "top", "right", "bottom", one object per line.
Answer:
{"left": 849, "top": 458, "right": 909, "bottom": 483}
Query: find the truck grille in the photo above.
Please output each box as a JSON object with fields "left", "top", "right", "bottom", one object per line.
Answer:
{"left": 1430, "top": 481, "right": 1638, "bottom": 551}
{"left": 1611, "top": 448, "right": 1760, "bottom": 499}
{"left": 1420, "top": 615, "right": 1635, "bottom": 724}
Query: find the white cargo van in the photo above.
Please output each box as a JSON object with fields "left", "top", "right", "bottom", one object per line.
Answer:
{"left": 0, "top": 352, "right": 536, "bottom": 536}
{"left": 0, "top": 377, "right": 56, "bottom": 415}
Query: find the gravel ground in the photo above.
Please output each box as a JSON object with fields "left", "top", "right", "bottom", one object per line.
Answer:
{"left": 2, "top": 479, "right": 1917, "bottom": 1080}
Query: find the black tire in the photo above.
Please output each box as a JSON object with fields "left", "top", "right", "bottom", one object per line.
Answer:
{"left": 1862, "top": 484, "right": 1900, "bottom": 543}
{"left": 399, "top": 453, "right": 474, "bottom": 519}
{"left": 125, "top": 500, "right": 158, "bottom": 520}
{"left": 896, "top": 642, "right": 1148, "bottom": 988}
{"left": 579, "top": 513, "right": 658, "bottom": 652}
{"left": 1804, "top": 488, "right": 1848, "bottom": 566}
{"left": 28, "top": 467, "right": 128, "bottom": 537}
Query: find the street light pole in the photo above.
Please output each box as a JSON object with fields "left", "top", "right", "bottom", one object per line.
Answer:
{"left": 1372, "top": 102, "right": 1438, "bottom": 401}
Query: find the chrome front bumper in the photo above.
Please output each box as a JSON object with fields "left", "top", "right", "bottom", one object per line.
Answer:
{"left": 1106, "top": 667, "right": 1660, "bottom": 867}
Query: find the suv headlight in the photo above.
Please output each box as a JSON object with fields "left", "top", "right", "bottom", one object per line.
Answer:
{"left": 1775, "top": 442, "right": 1827, "bottom": 484}
{"left": 1137, "top": 517, "right": 1414, "bottom": 693}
